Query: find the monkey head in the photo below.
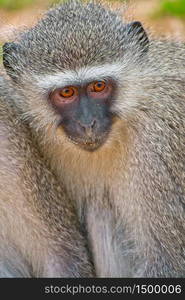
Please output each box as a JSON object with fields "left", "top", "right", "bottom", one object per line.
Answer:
{"left": 2, "top": 1, "right": 149, "bottom": 152}
{"left": 48, "top": 78, "right": 117, "bottom": 151}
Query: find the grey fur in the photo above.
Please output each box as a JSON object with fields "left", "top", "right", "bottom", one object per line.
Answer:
{"left": 1, "top": 0, "right": 185, "bottom": 277}
{"left": 0, "top": 76, "right": 94, "bottom": 277}
{"left": 3, "top": 0, "right": 148, "bottom": 80}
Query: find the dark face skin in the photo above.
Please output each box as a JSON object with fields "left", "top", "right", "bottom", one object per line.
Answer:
{"left": 49, "top": 79, "right": 115, "bottom": 151}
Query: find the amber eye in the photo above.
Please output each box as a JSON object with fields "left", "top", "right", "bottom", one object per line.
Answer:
{"left": 93, "top": 81, "right": 106, "bottom": 92}
{"left": 87, "top": 80, "right": 112, "bottom": 99}
{"left": 50, "top": 86, "right": 78, "bottom": 107}
{"left": 60, "top": 86, "right": 76, "bottom": 98}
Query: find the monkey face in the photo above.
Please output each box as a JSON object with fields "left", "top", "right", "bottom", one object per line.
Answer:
{"left": 49, "top": 80, "right": 115, "bottom": 151}
{"left": 2, "top": 0, "right": 149, "bottom": 156}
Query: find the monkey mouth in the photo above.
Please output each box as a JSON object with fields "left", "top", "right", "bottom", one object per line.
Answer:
{"left": 67, "top": 134, "right": 108, "bottom": 151}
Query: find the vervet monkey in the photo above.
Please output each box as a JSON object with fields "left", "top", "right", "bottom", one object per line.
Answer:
{"left": 1, "top": 0, "right": 185, "bottom": 277}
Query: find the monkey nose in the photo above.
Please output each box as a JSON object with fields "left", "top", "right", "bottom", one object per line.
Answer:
{"left": 78, "top": 119, "right": 97, "bottom": 137}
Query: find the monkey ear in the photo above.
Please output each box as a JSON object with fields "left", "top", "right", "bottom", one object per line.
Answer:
{"left": 3, "top": 42, "right": 21, "bottom": 81}
{"left": 125, "top": 21, "right": 149, "bottom": 54}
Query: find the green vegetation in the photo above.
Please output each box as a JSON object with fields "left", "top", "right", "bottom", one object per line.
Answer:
{"left": 0, "top": 0, "right": 185, "bottom": 18}
{"left": 159, "top": 0, "right": 185, "bottom": 18}
{"left": 0, "top": 0, "right": 70, "bottom": 10}
{"left": 0, "top": 44, "right": 3, "bottom": 64}
{"left": 0, "top": 0, "right": 127, "bottom": 10}
{"left": 0, "top": 0, "right": 36, "bottom": 10}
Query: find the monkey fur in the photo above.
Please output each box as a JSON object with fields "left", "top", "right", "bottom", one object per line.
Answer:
{"left": 0, "top": 75, "right": 94, "bottom": 277}
{"left": 0, "top": 0, "right": 185, "bottom": 277}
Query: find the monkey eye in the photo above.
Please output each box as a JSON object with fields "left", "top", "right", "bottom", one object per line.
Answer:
{"left": 87, "top": 80, "right": 112, "bottom": 99}
{"left": 93, "top": 81, "right": 106, "bottom": 92}
{"left": 49, "top": 86, "right": 78, "bottom": 106}
{"left": 60, "top": 86, "right": 76, "bottom": 98}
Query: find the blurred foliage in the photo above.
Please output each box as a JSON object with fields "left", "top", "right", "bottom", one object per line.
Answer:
{"left": 0, "top": 0, "right": 36, "bottom": 10}
{"left": 0, "top": 0, "right": 128, "bottom": 10}
{"left": 159, "top": 0, "right": 185, "bottom": 18}
{"left": 0, "top": 0, "right": 185, "bottom": 18}
{"left": 0, "top": 44, "right": 2, "bottom": 63}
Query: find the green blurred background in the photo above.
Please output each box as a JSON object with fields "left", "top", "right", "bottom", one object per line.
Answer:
{"left": 0, "top": 0, "right": 185, "bottom": 45}
{"left": 0, "top": 0, "right": 185, "bottom": 17}
{"left": 159, "top": 0, "right": 185, "bottom": 18}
